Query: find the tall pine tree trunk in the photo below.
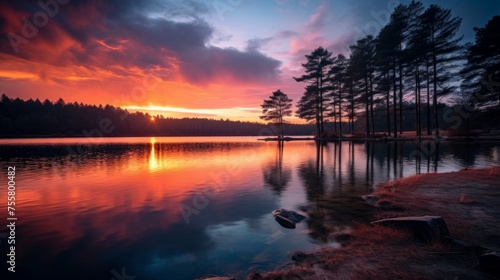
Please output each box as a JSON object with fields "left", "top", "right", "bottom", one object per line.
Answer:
{"left": 432, "top": 30, "right": 439, "bottom": 138}
{"left": 399, "top": 57, "right": 404, "bottom": 136}
{"left": 316, "top": 77, "right": 321, "bottom": 137}
{"left": 350, "top": 82, "right": 354, "bottom": 134}
{"left": 319, "top": 75, "right": 325, "bottom": 136}
{"left": 393, "top": 58, "right": 398, "bottom": 137}
{"left": 338, "top": 81, "right": 343, "bottom": 137}
{"left": 385, "top": 72, "right": 391, "bottom": 136}
{"left": 369, "top": 73, "right": 375, "bottom": 135}
{"left": 365, "top": 75, "right": 370, "bottom": 137}
{"left": 415, "top": 65, "right": 421, "bottom": 137}
{"left": 333, "top": 97, "right": 337, "bottom": 136}
{"left": 426, "top": 58, "right": 431, "bottom": 135}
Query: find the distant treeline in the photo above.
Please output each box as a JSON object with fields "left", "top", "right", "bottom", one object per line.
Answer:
{"left": 0, "top": 95, "right": 496, "bottom": 138}
{"left": 0, "top": 94, "right": 321, "bottom": 137}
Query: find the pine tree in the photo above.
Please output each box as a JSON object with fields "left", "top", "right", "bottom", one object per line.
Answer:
{"left": 461, "top": 16, "right": 500, "bottom": 109}
{"left": 349, "top": 35, "right": 376, "bottom": 137}
{"left": 327, "top": 54, "right": 348, "bottom": 137}
{"left": 294, "top": 47, "right": 334, "bottom": 137}
{"left": 404, "top": 1, "right": 425, "bottom": 137}
{"left": 420, "top": 5, "right": 463, "bottom": 137}
{"left": 260, "top": 90, "right": 293, "bottom": 138}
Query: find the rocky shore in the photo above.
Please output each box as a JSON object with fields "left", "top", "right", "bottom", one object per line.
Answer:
{"left": 204, "top": 166, "right": 500, "bottom": 280}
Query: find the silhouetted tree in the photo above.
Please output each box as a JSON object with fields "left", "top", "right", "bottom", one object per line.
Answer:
{"left": 349, "top": 35, "right": 376, "bottom": 137}
{"left": 461, "top": 16, "right": 500, "bottom": 109}
{"left": 420, "top": 4, "right": 463, "bottom": 137}
{"left": 260, "top": 89, "right": 293, "bottom": 138}
{"left": 296, "top": 85, "right": 318, "bottom": 126}
{"left": 327, "top": 54, "right": 348, "bottom": 137}
{"left": 345, "top": 60, "right": 357, "bottom": 134}
{"left": 404, "top": 1, "right": 426, "bottom": 136}
{"left": 376, "top": 20, "right": 401, "bottom": 136}
{"left": 294, "top": 47, "right": 334, "bottom": 137}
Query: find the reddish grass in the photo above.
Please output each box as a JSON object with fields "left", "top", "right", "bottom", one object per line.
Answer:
{"left": 459, "top": 193, "right": 479, "bottom": 204}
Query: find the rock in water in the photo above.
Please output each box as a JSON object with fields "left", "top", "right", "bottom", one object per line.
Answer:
{"left": 272, "top": 209, "right": 307, "bottom": 229}
{"left": 371, "top": 216, "right": 450, "bottom": 242}
{"left": 272, "top": 209, "right": 307, "bottom": 222}
{"left": 275, "top": 214, "right": 296, "bottom": 229}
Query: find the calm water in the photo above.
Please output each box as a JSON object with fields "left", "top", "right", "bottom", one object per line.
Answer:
{"left": 0, "top": 137, "right": 499, "bottom": 280}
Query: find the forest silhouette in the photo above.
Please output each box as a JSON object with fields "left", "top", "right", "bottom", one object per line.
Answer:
{"left": 0, "top": 94, "right": 319, "bottom": 137}
{"left": 0, "top": 93, "right": 496, "bottom": 138}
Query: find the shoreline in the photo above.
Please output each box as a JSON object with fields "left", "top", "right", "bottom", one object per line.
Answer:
{"left": 239, "top": 166, "right": 500, "bottom": 280}
{"left": 259, "top": 135, "right": 500, "bottom": 142}
{"left": 2, "top": 132, "right": 500, "bottom": 142}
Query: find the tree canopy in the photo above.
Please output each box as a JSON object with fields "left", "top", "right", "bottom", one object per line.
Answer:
{"left": 461, "top": 16, "right": 500, "bottom": 109}
{"left": 289, "top": 1, "right": 486, "bottom": 138}
{"left": 260, "top": 90, "right": 293, "bottom": 138}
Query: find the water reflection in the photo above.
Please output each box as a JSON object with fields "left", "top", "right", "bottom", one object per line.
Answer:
{"left": 149, "top": 137, "right": 158, "bottom": 170}
{"left": 262, "top": 141, "right": 291, "bottom": 194}
{"left": 289, "top": 140, "right": 500, "bottom": 242}
{"left": 298, "top": 142, "right": 326, "bottom": 201}
{"left": 296, "top": 142, "right": 373, "bottom": 242}
{"left": 0, "top": 138, "right": 498, "bottom": 280}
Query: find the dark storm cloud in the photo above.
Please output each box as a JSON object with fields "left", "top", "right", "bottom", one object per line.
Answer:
{"left": 0, "top": 0, "right": 281, "bottom": 84}
{"left": 122, "top": 17, "right": 213, "bottom": 52}
{"left": 180, "top": 45, "right": 280, "bottom": 84}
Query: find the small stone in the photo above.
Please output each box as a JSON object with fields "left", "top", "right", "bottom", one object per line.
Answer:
{"left": 272, "top": 209, "right": 307, "bottom": 229}
{"left": 272, "top": 209, "right": 307, "bottom": 222}
{"left": 290, "top": 251, "right": 307, "bottom": 262}
{"left": 361, "top": 195, "right": 380, "bottom": 204}
{"left": 371, "top": 216, "right": 450, "bottom": 242}
{"left": 333, "top": 232, "right": 355, "bottom": 246}
{"left": 480, "top": 251, "right": 500, "bottom": 274}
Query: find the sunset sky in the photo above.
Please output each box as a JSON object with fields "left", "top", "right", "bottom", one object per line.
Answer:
{"left": 1, "top": 0, "right": 498, "bottom": 122}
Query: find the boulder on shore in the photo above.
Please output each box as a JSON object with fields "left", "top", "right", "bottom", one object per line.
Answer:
{"left": 480, "top": 251, "right": 500, "bottom": 275}
{"left": 371, "top": 216, "right": 450, "bottom": 242}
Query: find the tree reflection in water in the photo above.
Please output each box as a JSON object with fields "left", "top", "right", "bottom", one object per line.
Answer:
{"left": 262, "top": 139, "right": 488, "bottom": 245}
{"left": 262, "top": 141, "right": 292, "bottom": 195}
{"left": 298, "top": 141, "right": 375, "bottom": 243}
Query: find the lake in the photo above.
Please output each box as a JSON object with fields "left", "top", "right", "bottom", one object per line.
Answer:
{"left": 0, "top": 137, "right": 499, "bottom": 280}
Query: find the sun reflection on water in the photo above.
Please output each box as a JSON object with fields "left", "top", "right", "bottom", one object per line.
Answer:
{"left": 149, "top": 137, "right": 159, "bottom": 170}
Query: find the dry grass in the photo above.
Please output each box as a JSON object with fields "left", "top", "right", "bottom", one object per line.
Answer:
{"left": 253, "top": 224, "right": 450, "bottom": 279}
{"left": 373, "top": 166, "right": 500, "bottom": 248}
{"left": 459, "top": 193, "right": 479, "bottom": 205}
